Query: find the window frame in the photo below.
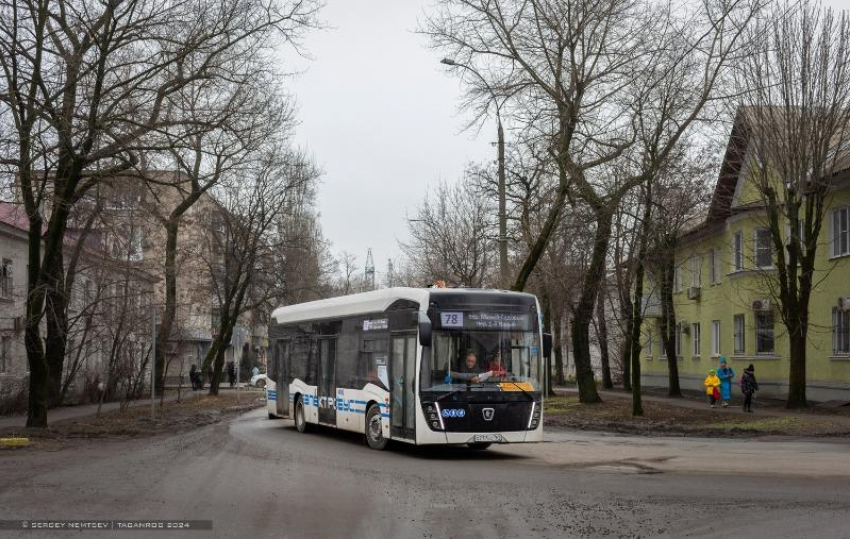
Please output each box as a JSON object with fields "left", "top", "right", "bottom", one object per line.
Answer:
{"left": 833, "top": 307, "right": 850, "bottom": 354}
{"left": 733, "top": 314, "right": 745, "bottom": 354}
{"left": 690, "top": 256, "right": 701, "bottom": 288}
{"left": 0, "top": 259, "right": 13, "bottom": 301}
{"left": 675, "top": 323, "right": 683, "bottom": 357}
{"left": 754, "top": 227, "right": 774, "bottom": 269}
{"left": 711, "top": 320, "right": 721, "bottom": 357}
{"left": 732, "top": 232, "right": 744, "bottom": 272}
{"left": 692, "top": 323, "right": 701, "bottom": 357}
{"left": 755, "top": 311, "right": 775, "bottom": 355}
{"left": 832, "top": 206, "right": 850, "bottom": 258}
{"left": 708, "top": 249, "right": 716, "bottom": 284}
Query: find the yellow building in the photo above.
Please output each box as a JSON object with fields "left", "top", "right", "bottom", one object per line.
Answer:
{"left": 641, "top": 117, "right": 850, "bottom": 401}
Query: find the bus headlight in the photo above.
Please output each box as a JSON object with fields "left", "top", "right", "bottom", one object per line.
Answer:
{"left": 528, "top": 402, "right": 541, "bottom": 430}
{"left": 423, "top": 402, "right": 444, "bottom": 431}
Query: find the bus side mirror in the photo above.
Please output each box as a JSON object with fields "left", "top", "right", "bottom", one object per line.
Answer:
{"left": 418, "top": 312, "right": 432, "bottom": 347}
{"left": 543, "top": 333, "right": 553, "bottom": 359}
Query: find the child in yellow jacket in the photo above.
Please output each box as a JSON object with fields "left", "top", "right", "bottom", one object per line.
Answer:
{"left": 704, "top": 370, "right": 721, "bottom": 408}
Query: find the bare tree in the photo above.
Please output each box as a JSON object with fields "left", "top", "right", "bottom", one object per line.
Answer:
{"left": 425, "top": 0, "right": 761, "bottom": 403}
{"left": 200, "top": 147, "right": 319, "bottom": 394}
{"left": 735, "top": 2, "right": 850, "bottom": 408}
{"left": 402, "top": 180, "right": 495, "bottom": 287}
{"left": 0, "top": 0, "right": 321, "bottom": 427}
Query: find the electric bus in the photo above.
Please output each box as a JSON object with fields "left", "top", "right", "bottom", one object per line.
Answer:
{"left": 265, "top": 287, "right": 549, "bottom": 450}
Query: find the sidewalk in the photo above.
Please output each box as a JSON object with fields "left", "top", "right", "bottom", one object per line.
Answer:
{"left": 0, "top": 387, "right": 207, "bottom": 429}
{"left": 554, "top": 385, "right": 850, "bottom": 428}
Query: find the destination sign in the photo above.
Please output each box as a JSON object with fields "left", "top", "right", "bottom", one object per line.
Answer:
{"left": 436, "top": 311, "right": 532, "bottom": 331}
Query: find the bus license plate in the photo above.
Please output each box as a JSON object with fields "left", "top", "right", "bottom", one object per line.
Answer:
{"left": 474, "top": 434, "right": 502, "bottom": 443}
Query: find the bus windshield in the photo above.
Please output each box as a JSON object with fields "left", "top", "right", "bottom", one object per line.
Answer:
{"left": 420, "top": 328, "right": 542, "bottom": 392}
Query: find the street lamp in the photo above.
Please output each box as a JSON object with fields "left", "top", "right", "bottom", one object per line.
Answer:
{"left": 440, "top": 58, "right": 508, "bottom": 289}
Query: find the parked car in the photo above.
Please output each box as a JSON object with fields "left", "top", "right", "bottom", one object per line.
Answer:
{"left": 250, "top": 373, "right": 267, "bottom": 388}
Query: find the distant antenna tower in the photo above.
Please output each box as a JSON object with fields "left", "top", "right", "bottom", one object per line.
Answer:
{"left": 364, "top": 248, "right": 376, "bottom": 290}
{"left": 387, "top": 259, "right": 394, "bottom": 288}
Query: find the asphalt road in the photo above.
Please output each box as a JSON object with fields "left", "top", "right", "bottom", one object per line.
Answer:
{"left": 1, "top": 409, "right": 849, "bottom": 539}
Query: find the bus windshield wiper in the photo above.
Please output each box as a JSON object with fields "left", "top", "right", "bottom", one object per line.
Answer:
{"left": 501, "top": 381, "right": 536, "bottom": 401}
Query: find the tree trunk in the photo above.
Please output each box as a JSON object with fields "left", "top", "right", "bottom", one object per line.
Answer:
{"left": 45, "top": 250, "right": 67, "bottom": 408}
{"left": 630, "top": 183, "right": 653, "bottom": 417}
{"left": 570, "top": 209, "right": 614, "bottom": 404}
{"left": 659, "top": 234, "right": 681, "bottom": 397}
{"left": 786, "top": 318, "right": 808, "bottom": 408}
{"left": 631, "top": 261, "right": 645, "bottom": 417}
{"left": 596, "top": 287, "right": 613, "bottom": 389}
{"left": 619, "top": 289, "right": 633, "bottom": 391}
{"left": 542, "top": 291, "right": 555, "bottom": 396}
{"left": 155, "top": 219, "right": 180, "bottom": 393}
{"left": 553, "top": 310, "right": 565, "bottom": 385}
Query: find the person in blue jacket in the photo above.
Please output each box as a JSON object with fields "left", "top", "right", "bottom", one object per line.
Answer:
{"left": 717, "top": 357, "right": 736, "bottom": 407}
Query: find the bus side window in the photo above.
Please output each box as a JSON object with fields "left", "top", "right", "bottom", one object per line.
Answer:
{"left": 306, "top": 338, "right": 318, "bottom": 386}
{"left": 269, "top": 340, "right": 278, "bottom": 380}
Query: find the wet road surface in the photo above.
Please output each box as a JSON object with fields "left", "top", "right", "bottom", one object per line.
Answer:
{"left": 1, "top": 408, "right": 849, "bottom": 538}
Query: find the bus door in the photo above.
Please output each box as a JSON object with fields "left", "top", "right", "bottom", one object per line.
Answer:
{"left": 318, "top": 338, "right": 336, "bottom": 425}
{"left": 390, "top": 333, "right": 416, "bottom": 439}
{"left": 275, "top": 340, "right": 290, "bottom": 417}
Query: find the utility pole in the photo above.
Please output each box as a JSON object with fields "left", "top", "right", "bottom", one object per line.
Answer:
{"left": 364, "top": 248, "right": 375, "bottom": 291}
{"left": 441, "top": 58, "right": 508, "bottom": 288}
{"left": 497, "top": 118, "right": 507, "bottom": 288}
{"left": 151, "top": 306, "right": 156, "bottom": 420}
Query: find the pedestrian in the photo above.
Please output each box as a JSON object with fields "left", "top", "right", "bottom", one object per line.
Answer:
{"left": 704, "top": 369, "right": 721, "bottom": 408}
{"left": 189, "top": 364, "right": 200, "bottom": 391}
{"left": 740, "top": 364, "right": 759, "bottom": 413}
{"left": 717, "top": 357, "right": 736, "bottom": 407}
{"left": 227, "top": 361, "right": 236, "bottom": 388}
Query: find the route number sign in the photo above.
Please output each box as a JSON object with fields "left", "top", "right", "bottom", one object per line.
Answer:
{"left": 440, "top": 312, "right": 464, "bottom": 328}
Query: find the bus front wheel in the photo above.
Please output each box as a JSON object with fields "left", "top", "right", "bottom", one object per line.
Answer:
{"left": 295, "top": 396, "right": 310, "bottom": 433}
{"left": 365, "top": 404, "right": 388, "bottom": 450}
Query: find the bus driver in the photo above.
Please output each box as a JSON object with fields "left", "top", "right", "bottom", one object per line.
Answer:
{"left": 448, "top": 351, "right": 494, "bottom": 384}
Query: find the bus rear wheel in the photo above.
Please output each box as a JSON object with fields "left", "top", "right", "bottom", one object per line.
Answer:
{"left": 365, "top": 404, "right": 388, "bottom": 450}
{"left": 295, "top": 396, "right": 310, "bottom": 433}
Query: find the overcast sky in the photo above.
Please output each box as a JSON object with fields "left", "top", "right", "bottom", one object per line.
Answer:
{"left": 285, "top": 0, "right": 850, "bottom": 278}
{"left": 283, "top": 0, "right": 492, "bottom": 279}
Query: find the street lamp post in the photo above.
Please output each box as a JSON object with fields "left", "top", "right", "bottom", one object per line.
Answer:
{"left": 441, "top": 58, "right": 509, "bottom": 289}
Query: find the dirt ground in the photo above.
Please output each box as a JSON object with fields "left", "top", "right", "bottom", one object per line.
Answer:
{"left": 0, "top": 391, "right": 265, "bottom": 452}
{"left": 544, "top": 394, "right": 850, "bottom": 437}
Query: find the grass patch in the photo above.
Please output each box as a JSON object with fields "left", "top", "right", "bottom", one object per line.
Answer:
{"left": 542, "top": 394, "right": 850, "bottom": 438}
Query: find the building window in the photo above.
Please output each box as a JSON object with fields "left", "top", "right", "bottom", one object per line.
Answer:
{"left": 645, "top": 331, "right": 652, "bottom": 357}
{"left": 755, "top": 312, "right": 774, "bottom": 354}
{"left": 755, "top": 228, "right": 773, "bottom": 268}
{"left": 674, "top": 263, "right": 683, "bottom": 293}
{"left": 709, "top": 249, "right": 716, "bottom": 284}
{"left": 711, "top": 320, "right": 721, "bottom": 356}
{"left": 692, "top": 323, "right": 701, "bottom": 356}
{"left": 675, "top": 323, "right": 683, "bottom": 357}
{"left": 832, "top": 206, "right": 849, "bottom": 257}
{"left": 733, "top": 314, "right": 745, "bottom": 354}
{"left": 690, "top": 256, "right": 701, "bottom": 288}
{"left": 0, "top": 259, "right": 12, "bottom": 300}
{"left": 732, "top": 232, "right": 744, "bottom": 271}
{"left": 0, "top": 336, "right": 8, "bottom": 372}
{"left": 833, "top": 307, "right": 850, "bottom": 354}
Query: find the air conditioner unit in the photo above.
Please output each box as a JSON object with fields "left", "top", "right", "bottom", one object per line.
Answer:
{"left": 752, "top": 299, "right": 771, "bottom": 311}
{"left": 839, "top": 297, "right": 850, "bottom": 311}
{"left": 687, "top": 287, "right": 701, "bottom": 300}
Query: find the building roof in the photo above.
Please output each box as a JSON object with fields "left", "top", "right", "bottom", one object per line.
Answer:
{"left": 688, "top": 107, "right": 850, "bottom": 240}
